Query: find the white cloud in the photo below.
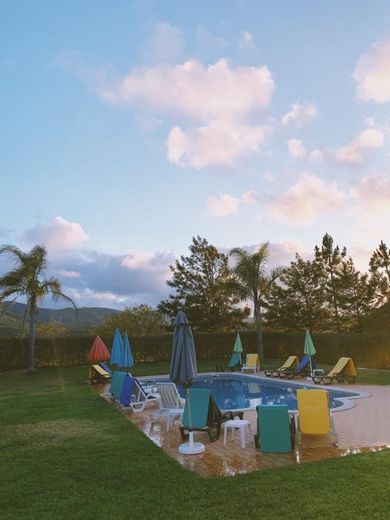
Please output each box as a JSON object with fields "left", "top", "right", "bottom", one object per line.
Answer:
{"left": 350, "top": 174, "right": 390, "bottom": 211}
{"left": 353, "top": 40, "right": 390, "bottom": 103}
{"left": 239, "top": 31, "right": 256, "bottom": 50}
{"left": 167, "top": 118, "right": 270, "bottom": 168}
{"left": 287, "top": 138, "right": 307, "bottom": 159}
{"left": 336, "top": 127, "right": 384, "bottom": 163}
{"left": 281, "top": 101, "right": 318, "bottom": 127}
{"left": 141, "top": 21, "right": 185, "bottom": 64}
{"left": 100, "top": 58, "right": 274, "bottom": 169}
{"left": 195, "top": 25, "right": 230, "bottom": 52}
{"left": 24, "top": 217, "right": 89, "bottom": 256}
{"left": 207, "top": 190, "right": 258, "bottom": 217}
{"left": 102, "top": 59, "right": 273, "bottom": 122}
{"left": 310, "top": 148, "right": 324, "bottom": 163}
{"left": 267, "top": 174, "right": 346, "bottom": 225}
{"left": 121, "top": 252, "right": 170, "bottom": 274}
{"left": 54, "top": 270, "right": 81, "bottom": 279}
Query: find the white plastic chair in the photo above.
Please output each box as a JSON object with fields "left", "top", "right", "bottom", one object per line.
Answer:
{"left": 151, "top": 382, "right": 185, "bottom": 431}
{"left": 129, "top": 378, "right": 159, "bottom": 413}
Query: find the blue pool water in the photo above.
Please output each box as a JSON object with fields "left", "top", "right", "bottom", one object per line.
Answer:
{"left": 148, "top": 373, "right": 362, "bottom": 412}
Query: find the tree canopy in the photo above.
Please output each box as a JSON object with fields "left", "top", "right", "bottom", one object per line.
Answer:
{"left": 158, "top": 236, "right": 249, "bottom": 331}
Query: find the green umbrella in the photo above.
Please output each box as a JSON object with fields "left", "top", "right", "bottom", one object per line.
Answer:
{"left": 232, "top": 333, "right": 243, "bottom": 364}
{"left": 304, "top": 329, "right": 316, "bottom": 374}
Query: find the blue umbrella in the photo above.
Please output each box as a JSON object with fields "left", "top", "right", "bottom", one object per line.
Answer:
{"left": 110, "top": 328, "right": 123, "bottom": 365}
{"left": 170, "top": 311, "right": 197, "bottom": 386}
{"left": 170, "top": 310, "right": 204, "bottom": 455}
{"left": 120, "top": 332, "right": 134, "bottom": 369}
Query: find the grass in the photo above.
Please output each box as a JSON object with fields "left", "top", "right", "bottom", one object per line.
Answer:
{"left": 0, "top": 364, "right": 390, "bottom": 519}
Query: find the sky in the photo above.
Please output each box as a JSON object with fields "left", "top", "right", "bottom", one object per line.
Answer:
{"left": 1, "top": 0, "right": 390, "bottom": 309}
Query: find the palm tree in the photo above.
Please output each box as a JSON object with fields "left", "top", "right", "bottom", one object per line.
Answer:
{"left": 0, "top": 244, "right": 76, "bottom": 373}
{"left": 230, "top": 243, "right": 279, "bottom": 360}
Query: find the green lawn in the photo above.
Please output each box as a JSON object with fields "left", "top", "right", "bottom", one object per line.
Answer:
{"left": 1, "top": 365, "right": 389, "bottom": 520}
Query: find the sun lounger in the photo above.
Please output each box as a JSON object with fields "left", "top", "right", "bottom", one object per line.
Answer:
{"left": 221, "top": 352, "right": 241, "bottom": 372}
{"left": 151, "top": 382, "right": 185, "bottom": 431}
{"left": 119, "top": 374, "right": 135, "bottom": 407}
{"left": 128, "top": 378, "right": 159, "bottom": 413}
{"left": 241, "top": 353, "right": 260, "bottom": 373}
{"left": 311, "top": 357, "right": 357, "bottom": 384}
{"left": 99, "top": 362, "right": 112, "bottom": 374}
{"left": 109, "top": 371, "right": 128, "bottom": 400}
{"left": 89, "top": 364, "right": 111, "bottom": 384}
{"left": 264, "top": 355, "right": 299, "bottom": 378}
{"left": 179, "top": 388, "right": 234, "bottom": 442}
{"left": 280, "top": 355, "right": 318, "bottom": 379}
{"left": 254, "top": 404, "right": 295, "bottom": 452}
{"left": 295, "top": 389, "right": 338, "bottom": 446}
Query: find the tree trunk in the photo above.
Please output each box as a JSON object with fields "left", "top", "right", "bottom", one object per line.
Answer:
{"left": 27, "top": 309, "right": 36, "bottom": 374}
{"left": 255, "top": 310, "right": 264, "bottom": 361}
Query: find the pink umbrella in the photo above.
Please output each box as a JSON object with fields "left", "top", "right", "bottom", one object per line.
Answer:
{"left": 87, "top": 336, "right": 110, "bottom": 362}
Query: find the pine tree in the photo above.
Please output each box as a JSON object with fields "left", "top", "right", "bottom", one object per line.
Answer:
{"left": 369, "top": 240, "right": 390, "bottom": 305}
{"left": 158, "top": 236, "right": 249, "bottom": 331}
{"left": 338, "top": 257, "right": 374, "bottom": 331}
{"left": 314, "top": 233, "right": 346, "bottom": 332}
{"left": 265, "top": 254, "right": 329, "bottom": 332}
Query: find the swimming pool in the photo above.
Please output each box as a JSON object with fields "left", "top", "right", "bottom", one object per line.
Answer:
{"left": 144, "top": 373, "right": 367, "bottom": 412}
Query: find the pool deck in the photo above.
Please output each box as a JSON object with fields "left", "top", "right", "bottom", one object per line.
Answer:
{"left": 99, "top": 380, "right": 390, "bottom": 478}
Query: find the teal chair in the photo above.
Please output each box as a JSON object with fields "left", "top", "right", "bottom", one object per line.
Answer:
{"left": 220, "top": 352, "right": 241, "bottom": 372}
{"left": 179, "top": 388, "right": 233, "bottom": 442}
{"left": 254, "top": 405, "right": 295, "bottom": 453}
{"left": 109, "top": 371, "right": 128, "bottom": 401}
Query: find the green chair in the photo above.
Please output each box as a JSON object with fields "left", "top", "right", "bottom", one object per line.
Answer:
{"left": 220, "top": 352, "right": 241, "bottom": 372}
{"left": 109, "top": 371, "right": 128, "bottom": 401}
{"left": 179, "top": 388, "right": 233, "bottom": 443}
{"left": 254, "top": 404, "right": 295, "bottom": 453}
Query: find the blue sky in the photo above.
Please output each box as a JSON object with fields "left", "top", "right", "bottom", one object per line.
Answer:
{"left": 1, "top": 1, "right": 390, "bottom": 308}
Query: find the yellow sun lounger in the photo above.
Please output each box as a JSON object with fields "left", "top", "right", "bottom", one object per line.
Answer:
{"left": 312, "top": 357, "right": 357, "bottom": 384}
{"left": 295, "top": 389, "right": 338, "bottom": 446}
{"left": 264, "top": 355, "right": 299, "bottom": 378}
{"left": 88, "top": 364, "right": 111, "bottom": 384}
{"left": 241, "top": 353, "right": 260, "bottom": 373}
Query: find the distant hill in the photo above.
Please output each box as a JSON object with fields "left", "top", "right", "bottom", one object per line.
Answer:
{"left": 0, "top": 302, "right": 120, "bottom": 335}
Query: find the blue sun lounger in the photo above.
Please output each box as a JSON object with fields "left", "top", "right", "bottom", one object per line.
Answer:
{"left": 109, "top": 371, "right": 128, "bottom": 401}
{"left": 283, "top": 355, "right": 318, "bottom": 379}
{"left": 99, "top": 362, "right": 112, "bottom": 374}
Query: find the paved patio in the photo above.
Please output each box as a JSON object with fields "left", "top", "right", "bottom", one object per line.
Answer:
{"left": 100, "top": 382, "right": 390, "bottom": 477}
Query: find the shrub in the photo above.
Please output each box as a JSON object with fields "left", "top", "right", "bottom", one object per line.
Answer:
{"left": 0, "top": 331, "right": 389, "bottom": 370}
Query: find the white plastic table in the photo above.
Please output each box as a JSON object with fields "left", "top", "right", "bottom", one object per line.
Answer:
{"left": 223, "top": 419, "right": 251, "bottom": 449}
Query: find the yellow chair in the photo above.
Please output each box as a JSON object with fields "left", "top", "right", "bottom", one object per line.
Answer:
{"left": 241, "top": 353, "right": 260, "bottom": 373}
{"left": 312, "top": 357, "right": 357, "bottom": 384}
{"left": 264, "top": 355, "right": 299, "bottom": 378}
{"left": 88, "top": 364, "right": 111, "bottom": 384}
{"left": 295, "top": 389, "right": 338, "bottom": 446}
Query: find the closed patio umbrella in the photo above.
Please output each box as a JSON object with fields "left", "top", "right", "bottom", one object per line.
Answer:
{"left": 304, "top": 329, "right": 316, "bottom": 375}
{"left": 87, "top": 336, "right": 110, "bottom": 362}
{"left": 110, "top": 328, "right": 123, "bottom": 366}
{"left": 120, "top": 331, "right": 134, "bottom": 370}
{"left": 170, "top": 310, "right": 204, "bottom": 455}
{"left": 232, "top": 333, "right": 243, "bottom": 364}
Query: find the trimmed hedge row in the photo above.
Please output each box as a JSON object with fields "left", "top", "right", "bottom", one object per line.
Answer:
{"left": 0, "top": 331, "right": 389, "bottom": 370}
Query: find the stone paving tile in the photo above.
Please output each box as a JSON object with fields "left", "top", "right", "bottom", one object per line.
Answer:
{"left": 98, "top": 382, "right": 390, "bottom": 478}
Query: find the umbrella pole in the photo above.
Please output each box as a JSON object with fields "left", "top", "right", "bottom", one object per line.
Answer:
{"left": 178, "top": 386, "right": 205, "bottom": 455}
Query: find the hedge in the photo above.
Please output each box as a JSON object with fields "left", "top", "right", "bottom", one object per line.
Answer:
{"left": 0, "top": 331, "right": 389, "bottom": 370}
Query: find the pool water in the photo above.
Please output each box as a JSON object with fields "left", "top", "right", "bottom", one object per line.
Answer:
{"left": 150, "top": 373, "right": 362, "bottom": 412}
